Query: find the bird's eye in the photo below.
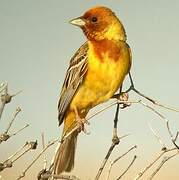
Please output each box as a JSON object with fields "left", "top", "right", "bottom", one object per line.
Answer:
{"left": 91, "top": 16, "right": 98, "bottom": 23}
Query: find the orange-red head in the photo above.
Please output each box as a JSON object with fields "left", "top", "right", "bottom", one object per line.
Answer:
{"left": 70, "top": 6, "right": 126, "bottom": 42}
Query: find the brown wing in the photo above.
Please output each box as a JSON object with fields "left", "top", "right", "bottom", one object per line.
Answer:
{"left": 58, "top": 42, "right": 88, "bottom": 126}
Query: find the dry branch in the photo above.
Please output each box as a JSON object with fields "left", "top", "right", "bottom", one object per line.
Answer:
{"left": 148, "top": 152, "right": 179, "bottom": 180}
{"left": 126, "top": 72, "right": 179, "bottom": 112}
{"left": 134, "top": 148, "right": 178, "bottom": 180}
{"left": 148, "top": 122, "right": 166, "bottom": 149}
{"left": 0, "top": 107, "right": 29, "bottom": 144}
{"left": 95, "top": 134, "right": 131, "bottom": 180}
{"left": 0, "top": 82, "right": 22, "bottom": 121}
{"left": 1, "top": 81, "right": 178, "bottom": 180}
{"left": 41, "top": 133, "right": 48, "bottom": 170}
{"left": 17, "top": 138, "right": 58, "bottom": 180}
{"left": 106, "top": 145, "right": 137, "bottom": 180}
{"left": 0, "top": 141, "right": 37, "bottom": 172}
{"left": 139, "top": 100, "right": 179, "bottom": 149}
{"left": 39, "top": 173, "right": 81, "bottom": 180}
{"left": 117, "top": 155, "right": 137, "bottom": 180}
{"left": 5, "top": 107, "right": 21, "bottom": 133}
{"left": 50, "top": 89, "right": 179, "bottom": 180}
{"left": 0, "top": 82, "right": 8, "bottom": 120}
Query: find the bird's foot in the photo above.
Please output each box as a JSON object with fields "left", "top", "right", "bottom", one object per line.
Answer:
{"left": 74, "top": 107, "right": 90, "bottom": 135}
{"left": 116, "top": 92, "right": 131, "bottom": 109}
{"left": 76, "top": 117, "right": 90, "bottom": 135}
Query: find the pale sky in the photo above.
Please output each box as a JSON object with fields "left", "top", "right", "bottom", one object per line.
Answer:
{"left": 0, "top": 1, "right": 179, "bottom": 180}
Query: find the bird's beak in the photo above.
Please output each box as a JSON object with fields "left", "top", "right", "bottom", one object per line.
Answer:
{"left": 69, "top": 17, "right": 86, "bottom": 27}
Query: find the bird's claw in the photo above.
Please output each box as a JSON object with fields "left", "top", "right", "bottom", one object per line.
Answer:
{"left": 118, "top": 92, "right": 131, "bottom": 109}
{"left": 119, "top": 92, "right": 129, "bottom": 101}
{"left": 76, "top": 118, "right": 90, "bottom": 135}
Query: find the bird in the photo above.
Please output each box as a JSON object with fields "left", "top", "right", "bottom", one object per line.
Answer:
{"left": 53, "top": 6, "right": 132, "bottom": 174}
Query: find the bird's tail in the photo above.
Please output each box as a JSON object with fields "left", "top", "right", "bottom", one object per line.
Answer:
{"left": 53, "top": 130, "right": 78, "bottom": 174}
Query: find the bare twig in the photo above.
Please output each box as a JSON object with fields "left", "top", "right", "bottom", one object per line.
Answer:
{"left": 62, "top": 100, "right": 138, "bottom": 143}
{"left": 139, "top": 100, "right": 179, "bottom": 149}
{"left": 49, "top": 76, "right": 179, "bottom": 180}
{"left": 41, "top": 132, "right": 47, "bottom": 170}
{"left": 95, "top": 134, "right": 130, "bottom": 180}
{"left": 0, "top": 82, "right": 22, "bottom": 121}
{"left": 10, "top": 124, "right": 29, "bottom": 137}
{"left": 0, "top": 141, "right": 37, "bottom": 172}
{"left": 5, "top": 107, "right": 21, "bottom": 134}
{"left": 0, "top": 107, "right": 29, "bottom": 144}
{"left": 133, "top": 99, "right": 179, "bottom": 179}
{"left": 4, "top": 142, "right": 28, "bottom": 163}
{"left": 95, "top": 142, "right": 117, "bottom": 180}
{"left": 0, "top": 82, "right": 8, "bottom": 120}
{"left": 117, "top": 155, "right": 137, "bottom": 180}
{"left": 127, "top": 72, "right": 179, "bottom": 112}
{"left": 131, "top": 87, "right": 179, "bottom": 112}
{"left": 112, "top": 87, "right": 122, "bottom": 145}
{"left": 0, "top": 124, "right": 29, "bottom": 144}
{"left": 148, "top": 122, "right": 166, "bottom": 149}
{"left": 51, "top": 98, "right": 134, "bottom": 178}
{"left": 114, "top": 145, "right": 137, "bottom": 165}
{"left": 134, "top": 148, "right": 177, "bottom": 180}
{"left": 174, "top": 131, "right": 179, "bottom": 142}
{"left": 40, "top": 173, "right": 81, "bottom": 180}
{"left": 106, "top": 145, "right": 137, "bottom": 180}
{"left": 17, "top": 138, "right": 58, "bottom": 180}
{"left": 87, "top": 99, "right": 138, "bottom": 121}
{"left": 148, "top": 152, "right": 179, "bottom": 180}
{"left": 0, "top": 82, "right": 7, "bottom": 94}
{"left": 12, "top": 141, "right": 37, "bottom": 163}
{"left": 11, "top": 90, "right": 22, "bottom": 98}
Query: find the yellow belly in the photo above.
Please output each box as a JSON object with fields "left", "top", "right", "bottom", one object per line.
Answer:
{"left": 70, "top": 41, "right": 131, "bottom": 112}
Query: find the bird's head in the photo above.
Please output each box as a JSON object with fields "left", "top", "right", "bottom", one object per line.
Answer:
{"left": 69, "top": 6, "right": 126, "bottom": 42}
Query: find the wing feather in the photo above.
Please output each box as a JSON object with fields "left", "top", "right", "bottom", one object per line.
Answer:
{"left": 58, "top": 42, "right": 88, "bottom": 126}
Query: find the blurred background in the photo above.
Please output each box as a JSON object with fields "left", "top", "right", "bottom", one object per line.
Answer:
{"left": 0, "top": 0, "right": 179, "bottom": 179}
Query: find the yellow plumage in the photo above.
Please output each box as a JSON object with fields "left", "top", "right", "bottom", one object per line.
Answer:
{"left": 70, "top": 40, "right": 131, "bottom": 111}
{"left": 53, "top": 6, "right": 132, "bottom": 175}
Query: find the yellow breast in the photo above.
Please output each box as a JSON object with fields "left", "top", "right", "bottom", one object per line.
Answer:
{"left": 70, "top": 40, "right": 131, "bottom": 112}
